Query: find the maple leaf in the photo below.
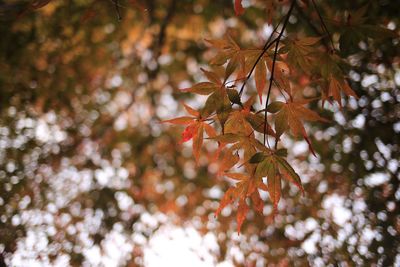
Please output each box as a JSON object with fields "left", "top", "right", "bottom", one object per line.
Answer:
{"left": 255, "top": 153, "right": 304, "bottom": 214}
{"left": 181, "top": 66, "right": 238, "bottom": 133}
{"left": 268, "top": 99, "right": 328, "bottom": 155}
{"left": 337, "top": 5, "right": 397, "bottom": 55}
{"left": 202, "top": 88, "right": 232, "bottom": 131}
{"left": 281, "top": 36, "right": 320, "bottom": 71}
{"left": 327, "top": 76, "right": 358, "bottom": 107}
{"left": 215, "top": 171, "right": 268, "bottom": 233}
{"left": 244, "top": 112, "right": 276, "bottom": 137}
{"left": 265, "top": 58, "right": 290, "bottom": 93}
{"left": 192, "top": 123, "right": 204, "bottom": 163}
{"left": 221, "top": 96, "right": 275, "bottom": 137}
{"left": 255, "top": 59, "right": 267, "bottom": 102}
{"left": 206, "top": 35, "right": 247, "bottom": 85}
{"left": 162, "top": 104, "right": 215, "bottom": 163}
{"left": 253, "top": 155, "right": 280, "bottom": 213}
{"left": 224, "top": 110, "right": 254, "bottom": 136}
{"left": 236, "top": 199, "right": 249, "bottom": 233}
{"left": 181, "top": 122, "right": 198, "bottom": 142}
{"left": 181, "top": 68, "right": 223, "bottom": 96}
{"left": 216, "top": 147, "right": 240, "bottom": 176}
{"left": 181, "top": 82, "right": 219, "bottom": 95}
{"left": 211, "top": 133, "right": 266, "bottom": 172}
{"left": 182, "top": 68, "right": 234, "bottom": 131}
{"left": 274, "top": 155, "right": 304, "bottom": 194}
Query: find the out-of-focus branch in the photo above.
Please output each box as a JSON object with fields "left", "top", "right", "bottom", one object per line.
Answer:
{"left": 90, "top": 0, "right": 178, "bottom": 145}
{"left": 113, "top": 0, "right": 122, "bottom": 20}
{"left": 148, "top": 0, "right": 177, "bottom": 79}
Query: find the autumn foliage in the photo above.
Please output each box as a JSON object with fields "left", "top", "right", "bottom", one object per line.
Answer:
{"left": 163, "top": 0, "right": 395, "bottom": 232}
{"left": 1, "top": 0, "right": 399, "bottom": 265}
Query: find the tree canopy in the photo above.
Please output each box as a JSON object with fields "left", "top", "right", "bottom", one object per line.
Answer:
{"left": 0, "top": 0, "right": 399, "bottom": 266}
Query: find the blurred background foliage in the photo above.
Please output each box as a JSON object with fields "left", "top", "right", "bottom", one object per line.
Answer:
{"left": 0, "top": 0, "right": 399, "bottom": 266}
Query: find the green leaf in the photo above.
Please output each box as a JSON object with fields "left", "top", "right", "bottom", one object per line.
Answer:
{"left": 274, "top": 107, "right": 288, "bottom": 137}
{"left": 215, "top": 88, "right": 232, "bottom": 131}
{"left": 249, "top": 152, "right": 266, "bottom": 164}
{"left": 339, "top": 29, "right": 361, "bottom": 55}
{"left": 267, "top": 101, "right": 284, "bottom": 113}
{"left": 255, "top": 157, "right": 273, "bottom": 178}
{"left": 225, "top": 54, "right": 239, "bottom": 81}
{"left": 275, "top": 148, "right": 287, "bottom": 157}
{"left": 245, "top": 112, "right": 264, "bottom": 133}
{"left": 244, "top": 113, "right": 275, "bottom": 136}
{"left": 202, "top": 92, "right": 218, "bottom": 117}
{"left": 227, "top": 89, "right": 241, "bottom": 105}
{"left": 274, "top": 155, "right": 304, "bottom": 193}
{"left": 359, "top": 25, "right": 397, "bottom": 39}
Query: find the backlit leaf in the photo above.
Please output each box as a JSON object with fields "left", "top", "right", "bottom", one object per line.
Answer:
{"left": 211, "top": 133, "right": 241, "bottom": 144}
{"left": 182, "top": 103, "right": 200, "bottom": 117}
{"left": 192, "top": 123, "right": 204, "bottom": 163}
{"left": 181, "top": 123, "right": 198, "bottom": 143}
{"left": 227, "top": 89, "right": 241, "bottom": 105}
{"left": 251, "top": 190, "right": 264, "bottom": 214}
{"left": 215, "top": 187, "right": 237, "bottom": 217}
{"left": 267, "top": 165, "right": 281, "bottom": 213}
{"left": 161, "top": 116, "right": 194, "bottom": 125}
{"left": 267, "top": 101, "right": 284, "bottom": 113}
{"left": 274, "top": 155, "right": 304, "bottom": 193}
{"left": 217, "top": 148, "right": 240, "bottom": 175}
{"left": 225, "top": 54, "right": 240, "bottom": 81}
{"left": 255, "top": 60, "right": 267, "bottom": 102}
{"left": 249, "top": 152, "right": 266, "bottom": 164}
{"left": 201, "top": 68, "right": 222, "bottom": 85}
{"left": 237, "top": 199, "right": 249, "bottom": 233}
{"left": 181, "top": 82, "right": 217, "bottom": 95}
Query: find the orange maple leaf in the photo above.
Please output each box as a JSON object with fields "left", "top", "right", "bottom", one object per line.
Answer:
{"left": 215, "top": 172, "right": 268, "bottom": 233}
{"left": 269, "top": 99, "right": 328, "bottom": 155}
{"left": 162, "top": 104, "right": 215, "bottom": 162}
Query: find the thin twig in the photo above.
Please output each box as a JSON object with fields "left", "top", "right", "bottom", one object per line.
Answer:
{"left": 238, "top": 18, "right": 285, "bottom": 97}
{"left": 310, "top": 0, "right": 335, "bottom": 50}
{"left": 263, "top": 0, "right": 296, "bottom": 146}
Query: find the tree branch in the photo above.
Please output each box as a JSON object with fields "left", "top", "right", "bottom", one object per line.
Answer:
{"left": 113, "top": 0, "right": 122, "bottom": 21}
{"left": 310, "top": 0, "right": 335, "bottom": 50}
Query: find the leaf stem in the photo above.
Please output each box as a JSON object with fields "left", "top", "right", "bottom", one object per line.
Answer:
{"left": 263, "top": 0, "right": 296, "bottom": 146}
